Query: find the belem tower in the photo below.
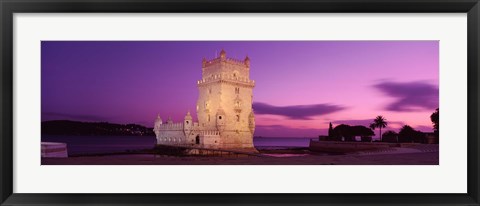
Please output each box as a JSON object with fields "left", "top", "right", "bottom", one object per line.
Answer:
{"left": 153, "top": 50, "right": 256, "bottom": 152}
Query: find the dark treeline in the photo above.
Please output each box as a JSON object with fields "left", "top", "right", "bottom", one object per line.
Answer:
{"left": 381, "top": 125, "right": 430, "bottom": 143}
{"left": 42, "top": 120, "right": 155, "bottom": 136}
{"left": 323, "top": 124, "right": 374, "bottom": 142}
{"left": 320, "top": 108, "right": 439, "bottom": 144}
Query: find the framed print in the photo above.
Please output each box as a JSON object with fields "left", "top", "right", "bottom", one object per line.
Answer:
{"left": 1, "top": 0, "right": 479, "bottom": 205}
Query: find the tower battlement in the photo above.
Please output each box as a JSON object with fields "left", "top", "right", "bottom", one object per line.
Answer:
{"left": 202, "top": 50, "right": 250, "bottom": 68}
{"left": 197, "top": 73, "right": 255, "bottom": 87}
{"left": 202, "top": 57, "right": 250, "bottom": 68}
{"left": 157, "top": 122, "right": 184, "bottom": 130}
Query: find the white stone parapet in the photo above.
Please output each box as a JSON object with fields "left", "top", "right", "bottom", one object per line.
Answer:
{"left": 197, "top": 73, "right": 255, "bottom": 87}
{"left": 157, "top": 122, "right": 184, "bottom": 130}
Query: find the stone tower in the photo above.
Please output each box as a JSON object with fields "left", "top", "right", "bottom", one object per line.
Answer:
{"left": 196, "top": 49, "right": 256, "bottom": 150}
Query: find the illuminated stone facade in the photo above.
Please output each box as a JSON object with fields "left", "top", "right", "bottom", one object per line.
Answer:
{"left": 154, "top": 50, "right": 256, "bottom": 151}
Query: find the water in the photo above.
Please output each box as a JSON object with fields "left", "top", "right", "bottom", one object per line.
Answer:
{"left": 253, "top": 137, "right": 314, "bottom": 148}
{"left": 42, "top": 135, "right": 315, "bottom": 155}
{"left": 42, "top": 135, "right": 157, "bottom": 155}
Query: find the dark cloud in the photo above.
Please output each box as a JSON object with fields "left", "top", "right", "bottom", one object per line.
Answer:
{"left": 331, "top": 119, "right": 404, "bottom": 127}
{"left": 42, "top": 112, "right": 108, "bottom": 122}
{"left": 253, "top": 102, "right": 345, "bottom": 120}
{"left": 373, "top": 81, "right": 438, "bottom": 112}
{"left": 331, "top": 119, "right": 375, "bottom": 126}
{"left": 255, "top": 124, "right": 327, "bottom": 137}
{"left": 415, "top": 125, "right": 435, "bottom": 133}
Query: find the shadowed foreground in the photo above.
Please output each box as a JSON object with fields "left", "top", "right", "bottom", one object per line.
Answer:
{"left": 42, "top": 151, "right": 439, "bottom": 165}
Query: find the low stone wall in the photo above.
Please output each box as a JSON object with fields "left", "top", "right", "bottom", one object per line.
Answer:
{"left": 309, "top": 140, "right": 398, "bottom": 153}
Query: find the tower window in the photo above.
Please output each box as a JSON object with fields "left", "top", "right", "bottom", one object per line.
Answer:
{"left": 236, "top": 115, "right": 240, "bottom": 122}
{"left": 219, "top": 116, "right": 222, "bottom": 120}
{"left": 208, "top": 115, "right": 210, "bottom": 122}
{"left": 186, "top": 121, "right": 189, "bottom": 124}
{"left": 209, "top": 88, "right": 212, "bottom": 94}
{"left": 235, "top": 87, "right": 240, "bottom": 94}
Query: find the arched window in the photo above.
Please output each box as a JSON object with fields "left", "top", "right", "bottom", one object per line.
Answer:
{"left": 236, "top": 115, "right": 240, "bottom": 122}
{"left": 219, "top": 116, "right": 222, "bottom": 120}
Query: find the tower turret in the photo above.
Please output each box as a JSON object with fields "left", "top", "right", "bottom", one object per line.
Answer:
{"left": 155, "top": 114, "right": 163, "bottom": 125}
{"left": 184, "top": 111, "right": 193, "bottom": 136}
{"left": 244, "top": 56, "right": 250, "bottom": 67}
{"left": 153, "top": 114, "right": 163, "bottom": 136}
{"left": 167, "top": 116, "right": 173, "bottom": 124}
{"left": 184, "top": 111, "right": 193, "bottom": 125}
{"left": 220, "top": 49, "right": 226, "bottom": 60}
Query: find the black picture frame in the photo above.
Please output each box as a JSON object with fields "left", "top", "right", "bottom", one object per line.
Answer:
{"left": 1, "top": 0, "right": 479, "bottom": 205}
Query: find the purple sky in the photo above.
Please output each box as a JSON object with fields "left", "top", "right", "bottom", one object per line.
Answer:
{"left": 41, "top": 41, "right": 439, "bottom": 138}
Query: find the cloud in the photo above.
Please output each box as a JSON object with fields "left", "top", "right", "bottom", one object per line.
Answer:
{"left": 252, "top": 102, "right": 345, "bottom": 120}
{"left": 373, "top": 81, "right": 438, "bottom": 112}
{"left": 255, "top": 124, "right": 327, "bottom": 137}
{"left": 331, "top": 119, "right": 375, "bottom": 126}
{"left": 331, "top": 119, "right": 404, "bottom": 127}
{"left": 414, "top": 125, "right": 434, "bottom": 133}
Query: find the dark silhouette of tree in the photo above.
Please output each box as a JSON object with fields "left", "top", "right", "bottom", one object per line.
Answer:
{"left": 398, "top": 125, "right": 415, "bottom": 143}
{"left": 351, "top": 125, "right": 375, "bottom": 137}
{"left": 430, "top": 108, "right": 439, "bottom": 137}
{"left": 332, "top": 124, "right": 352, "bottom": 141}
{"left": 371, "top": 116, "right": 388, "bottom": 141}
{"left": 331, "top": 124, "right": 374, "bottom": 142}
{"left": 328, "top": 122, "right": 334, "bottom": 137}
{"left": 382, "top": 130, "right": 398, "bottom": 143}
{"left": 398, "top": 125, "right": 426, "bottom": 143}
{"left": 368, "top": 123, "right": 376, "bottom": 142}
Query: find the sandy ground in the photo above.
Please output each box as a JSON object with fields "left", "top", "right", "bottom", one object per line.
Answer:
{"left": 42, "top": 150, "right": 439, "bottom": 165}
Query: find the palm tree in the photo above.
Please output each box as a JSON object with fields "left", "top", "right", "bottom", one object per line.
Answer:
{"left": 369, "top": 123, "right": 376, "bottom": 142}
{"left": 372, "top": 116, "right": 388, "bottom": 141}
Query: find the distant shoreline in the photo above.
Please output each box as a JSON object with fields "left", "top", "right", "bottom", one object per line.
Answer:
{"left": 41, "top": 120, "right": 155, "bottom": 136}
